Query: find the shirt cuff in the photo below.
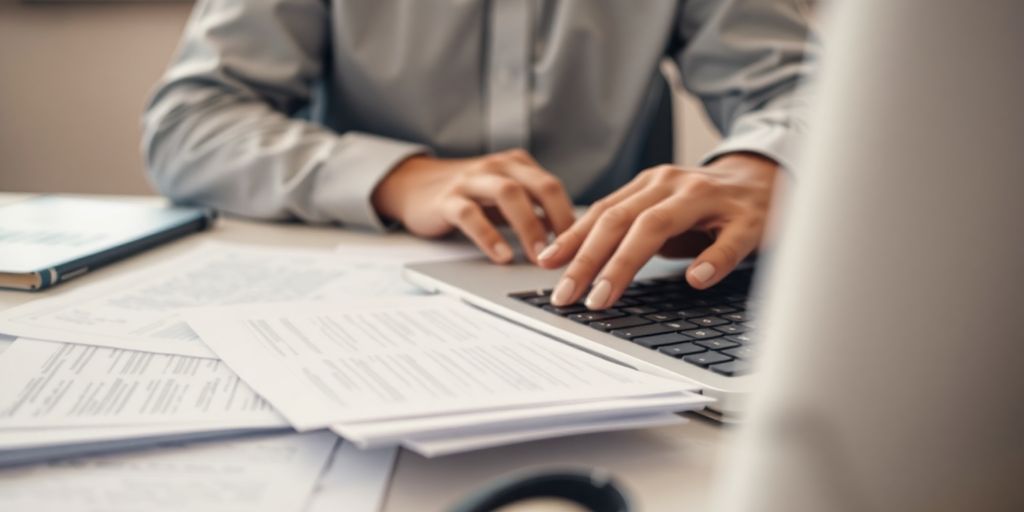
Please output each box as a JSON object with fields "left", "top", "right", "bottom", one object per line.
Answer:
{"left": 310, "top": 132, "right": 429, "bottom": 232}
{"left": 700, "top": 109, "right": 806, "bottom": 173}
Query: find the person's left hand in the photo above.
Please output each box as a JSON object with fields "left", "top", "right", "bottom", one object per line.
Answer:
{"left": 537, "top": 153, "right": 780, "bottom": 309}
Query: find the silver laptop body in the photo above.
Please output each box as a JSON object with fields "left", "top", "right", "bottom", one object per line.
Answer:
{"left": 404, "top": 256, "right": 753, "bottom": 420}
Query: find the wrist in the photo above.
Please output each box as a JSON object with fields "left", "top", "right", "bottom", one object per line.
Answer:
{"left": 704, "top": 152, "right": 779, "bottom": 183}
{"left": 371, "top": 154, "right": 434, "bottom": 222}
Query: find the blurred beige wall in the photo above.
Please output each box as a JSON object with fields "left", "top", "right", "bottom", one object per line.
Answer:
{"left": 0, "top": 2, "right": 719, "bottom": 196}
{"left": 0, "top": 2, "right": 193, "bottom": 194}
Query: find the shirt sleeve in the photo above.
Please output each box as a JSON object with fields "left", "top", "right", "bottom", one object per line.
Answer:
{"left": 141, "top": 0, "right": 428, "bottom": 231}
{"left": 675, "top": 0, "right": 818, "bottom": 171}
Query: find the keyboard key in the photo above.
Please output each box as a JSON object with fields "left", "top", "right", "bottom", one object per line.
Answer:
{"left": 694, "top": 338, "right": 740, "bottom": 350}
{"left": 620, "top": 288, "right": 649, "bottom": 298}
{"left": 649, "top": 301, "right": 689, "bottom": 311}
{"left": 622, "top": 306, "right": 658, "bottom": 315}
{"left": 690, "top": 316, "right": 729, "bottom": 328}
{"left": 542, "top": 304, "right": 587, "bottom": 315}
{"left": 634, "top": 294, "right": 670, "bottom": 305}
{"left": 723, "top": 346, "right": 756, "bottom": 359}
{"left": 661, "top": 320, "right": 698, "bottom": 331}
{"left": 590, "top": 315, "right": 652, "bottom": 331}
{"left": 510, "top": 290, "right": 548, "bottom": 300}
{"left": 644, "top": 312, "right": 679, "bottom": 322}
{"left": 725, "top": 334, "right": 755, "bottom": 345}
{"left": 721, "top": 311, "right": 750, "bottom": 323}
{"left": 683, "top": 351, "right": 733, "bottom": 368}
{"left": 680, "top": 328, "right": 723, "bottom": 340}
{"left": 611, "top": 323, "right": 681, "bottom": 340}
{"left": 568, "top": 309, "right": 625, "bottom": 323}
{"left": 524, "top": 295, "right": 551, "bottom": 306}
{"left": 675, "top": 308, "right": 713, "bottom": 318}
{"left": 713, "top": 323, "right": 747, "bottom": 335}
{"left": 710, "top": 359, "right": 752, "bottom": 376}
{"left": 612, "top": 298, "right": 641, "bottom": 308}
{"left": 632, "top": 332, "right": 694, "bottom": 348}
{"left": 707, "top": 305, "right": 738, "bottom": 315}
{"left": 657, "top": 342, "right": 707, "bottom": 357}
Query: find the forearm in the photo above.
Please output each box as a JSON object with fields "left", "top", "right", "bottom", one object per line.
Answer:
{"left": 143, "top": 85, "right": 427, "bottom": 230}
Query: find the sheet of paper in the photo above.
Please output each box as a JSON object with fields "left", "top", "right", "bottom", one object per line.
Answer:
{"left": 406, "top": 412, "right": 685, "bottom": 457}
{"left": 0, "top": 426, "right": 283, "bottom": 468}
{"left": 0, "top": 338, "right": 287, "bottom": 429}
{"left": 0, "top": 431, "right": 337, "bottom": 512}
{"left": 304, "top": 444, "right": 397, "bottom": 512}
{"left": 333, "top": 393, "right": 709, "bottom": 448}
{"left": 186, "top": 296, "right": 696, "bottom": 430}
{"left": 0, "top": 242, "right": 426, "bottom": 357}
{"left": 0, "top": 420, "right": 279, "bottom": 452}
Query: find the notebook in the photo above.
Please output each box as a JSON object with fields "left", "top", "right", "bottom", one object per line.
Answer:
{"left": 0, "top": 196, "right": 216, "bottom": 291}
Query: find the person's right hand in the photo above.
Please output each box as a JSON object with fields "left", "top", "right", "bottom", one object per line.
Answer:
{"left": 371, "top": 149, "right": 576, "bottom": 264}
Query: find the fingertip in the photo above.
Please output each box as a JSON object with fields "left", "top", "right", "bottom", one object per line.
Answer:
{"left": 537, "top": 243, "right": 559, "bottom": 263}
{"left": 492, "top": 242, "right": 514, "bottom": 264}
{"left": 686, "top": 261, "right": 718, "bottom": 289}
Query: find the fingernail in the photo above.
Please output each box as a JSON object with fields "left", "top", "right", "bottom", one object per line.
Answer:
{"left": 493, "top": 242, "right": 513, "bottom": 263}
{"left": 689, "top": 261, "right": 716, "bottom": 284}
{"left": 532, "top": 241, "right": 547, "bottom": 260}
{"left": 537, "top": 243, "right": 560, "bottom": 261}
{"left": 585, "top": 279, "right": 612, "bottom": 310}
{"left": 550, "top": 277, "right": 576, "bottom": 306}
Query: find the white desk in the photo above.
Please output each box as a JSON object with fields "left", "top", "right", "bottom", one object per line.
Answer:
{"left": 0, "top": 193, "right": 732, "bottom": 512}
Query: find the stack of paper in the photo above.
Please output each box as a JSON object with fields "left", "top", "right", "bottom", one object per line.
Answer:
{"left": 0, "top": 338, "right": 290, "bottom": 465}
{"left": 0, "top": 242, "right": 427, "bottom": 464}
{"left": 185, "top": 295, "right": 709, "bottom": 456}
{"left": 0, "top": 241, "right": 709, "bottom": 463}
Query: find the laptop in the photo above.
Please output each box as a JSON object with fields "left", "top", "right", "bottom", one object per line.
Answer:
{"left": 404, "top": 256, "right": 757, "bottom": 420}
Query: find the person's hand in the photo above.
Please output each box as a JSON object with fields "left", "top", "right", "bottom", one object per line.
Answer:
{"left": 537, "top": 153, "right": 780, "bottom": 309}
{"left": 371, "top": 149, "right": 576, "bottom": 263}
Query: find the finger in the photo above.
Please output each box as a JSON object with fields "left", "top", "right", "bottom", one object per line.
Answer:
{"left": 502, "top": 161, "right": 576, "bottom": 235}
{"left": 686, "top": 219, "right": 761, "bottom": 289}
{"left": 440, "top": 196, "right": 514, "bottom": 264}
{"left": 549, "top": 187, "right": 671, "bottom": 307}
{"left": 585, "top": 200, "right": 709, "bottom": 309}
{"left": 537, "top": 173, "right": 653, "bottom": 269}
{"left": 459, "top": 174, "right": 550, "bottom": 262}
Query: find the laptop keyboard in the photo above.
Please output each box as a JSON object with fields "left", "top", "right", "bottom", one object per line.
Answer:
{"left": 509, "top": 268, "right": 756, "bottom": 377}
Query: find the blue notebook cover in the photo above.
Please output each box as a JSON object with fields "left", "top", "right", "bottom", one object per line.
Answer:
{"left": 0, "top": 196, "right": 216, "bottom": 291}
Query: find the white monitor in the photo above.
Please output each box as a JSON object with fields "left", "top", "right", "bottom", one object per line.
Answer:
{"left": 713, "top": 2, "right": 1024, "bottom": 511}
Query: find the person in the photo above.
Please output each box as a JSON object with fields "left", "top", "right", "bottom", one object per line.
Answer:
{"left": 143, "top": 0, "right": 816, "bottom": 310}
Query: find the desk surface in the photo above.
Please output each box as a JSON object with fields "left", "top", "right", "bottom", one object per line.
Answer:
{"left": 0, "top": 193, "right": 730, "bottom": 512}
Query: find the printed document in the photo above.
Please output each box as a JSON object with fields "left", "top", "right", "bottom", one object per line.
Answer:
{"left": 0, "top": 338, "right": 286, "bottom": 429}
{"left": 333, "top": 393, "right": 708, "bottom": 448}
{"left": 185, "top": 296, "right": 699, "bottom": 430}
{"left": 0, "top": 431, "right": 337, "bottom": 512}
{"left": 0, "top": 242, "right": 425, "bottom": 357}
{"left": 406, "top": 412, "right": 685, "bottom": 457}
